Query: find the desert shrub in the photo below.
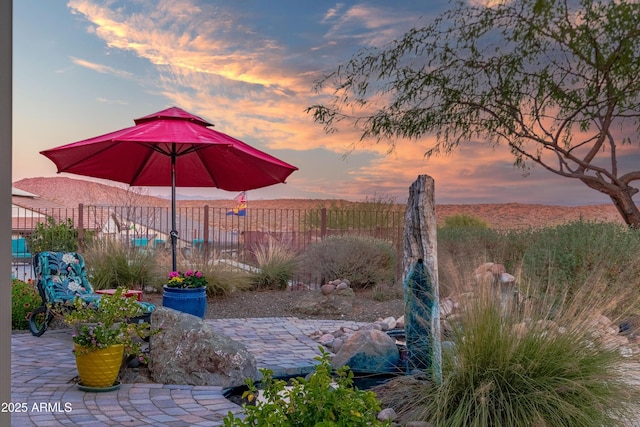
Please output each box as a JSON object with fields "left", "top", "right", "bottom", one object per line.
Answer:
{"left": 11, "top": 279, "right": 41, "bottom": 330}
{"left": 303, "top": 194, "right": 402, "bottom": 230}
{"left": 223, "top": 348, "right": 390, "bottom": 427}
{"left": 251, "top": 241, "right": 299, "bottom": 290}
{"left": 27, "top": 217, "right": 80, "bottom": 253}
{"left": 441, "top": 213, "right": 489, "bottom": 229}
{"left": 518, "top": 220, "right": 640, "bottom": 296}
{"left": 180, "top": 251, "right": 254, "bottom": 296}
{"left": 300, "top": 235, "right": 396, "bottom": 288}
{"left": 380, "top": 272, "right": 640, "bottom": 427}
{"left": 437, "top": 220, "right": 640, "bottom": 300}
{"left": 437, "top": 226, "right": 518, "bottom": 294}
{"left": 82, "top": 238, "right": 158, "bottom": 290}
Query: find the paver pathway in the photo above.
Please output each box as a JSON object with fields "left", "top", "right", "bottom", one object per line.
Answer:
{"left": 10, "top": 318, "right": 366, "bottom": 426}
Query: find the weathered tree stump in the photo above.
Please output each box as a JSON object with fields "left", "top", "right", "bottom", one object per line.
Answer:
{"left": 403, "top": 175, "right": 442, "bottom": 382}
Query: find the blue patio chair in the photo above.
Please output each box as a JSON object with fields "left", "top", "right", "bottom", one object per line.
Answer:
{"left": 12, "top": 238, "right": 32, "bottom": 262}
{"left": 27, "top": 251, "right": 155, "bottom": 337}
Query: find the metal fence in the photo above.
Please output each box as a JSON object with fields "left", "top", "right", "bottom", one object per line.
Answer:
{"left": 12, "top": 204, "right": 405, "bottom": 282}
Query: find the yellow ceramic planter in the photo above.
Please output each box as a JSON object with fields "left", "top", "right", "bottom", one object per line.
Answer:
{"left": 74, "top": 343, "right": 124, "bottom": 388}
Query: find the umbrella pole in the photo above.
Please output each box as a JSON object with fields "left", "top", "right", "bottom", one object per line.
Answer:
{"left": 170, "top": 145, "right": 178, "bottom": 272}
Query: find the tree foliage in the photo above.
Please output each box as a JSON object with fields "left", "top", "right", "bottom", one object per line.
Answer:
{"left": 27, "top": 217, "right": 79, "bottom": 253}
{"left": 308, "top": 0, "right": 640, "bottom": 226}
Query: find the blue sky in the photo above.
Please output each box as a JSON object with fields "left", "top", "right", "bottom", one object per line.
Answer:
{"left": 12, "top": 0, "right": 620, "bottom": 205}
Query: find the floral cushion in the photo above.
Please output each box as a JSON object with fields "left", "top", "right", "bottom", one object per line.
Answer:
{"left": 43, "top": 275, "right": 91, "bottom": 303}
{"left": 33, "top": 251, "right": 155, "bottom": 313}
{"left": 34, "top": 251, "right": 94, "bottom": 304}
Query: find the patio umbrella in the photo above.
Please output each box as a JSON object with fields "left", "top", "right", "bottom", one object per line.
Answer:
{"left": 41, "top": 106, "right": 298, "bottom": 271}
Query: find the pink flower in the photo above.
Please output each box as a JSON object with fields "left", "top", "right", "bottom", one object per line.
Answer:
{"left": 195, "top": 271, "right": 202, "bottom": 278}
{"left": 185, "top": 269, "right": 194, "bottom": 277}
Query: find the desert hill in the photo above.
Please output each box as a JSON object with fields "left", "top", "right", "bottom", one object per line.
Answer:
{"left": 13, "top": 177, "right": 624, "bottom": 230}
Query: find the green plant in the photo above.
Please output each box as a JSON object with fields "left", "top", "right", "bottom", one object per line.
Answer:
{"left": 303, "top": 195, "right": 402, "bottom": 231}
{"left": 205, "top": 266, "right": 254, "bottom": 296}
{"left": 83, "top": 238, "right": 158, "bottom": 290}
{"left": 166, "top": 269, "right": 208, "bottom": 288}
{"left": 381, "top": 271, "right": 640, "bottom": 426}
{"left": 27, "top": 217, "right": 79, "bottom": 253}
{"left": 11, "top": 279, "right": 41, "bottom": 330}
{"left": 251, "top": 241, "right": 299, "bottom": 290}
{"left": 519, "top": 220, "right": 640, "bottom": 296}
{"left": 223, "top": 348, "right": 391, "bottom": 427}
{"left": 441, "top": 214, "right": 489, "bottom": 229}
{"left": 301, "top": 235, "right": 396, "bottom": 289}
{"left": 58, "top": 287, "right": 155, "bottom": 361}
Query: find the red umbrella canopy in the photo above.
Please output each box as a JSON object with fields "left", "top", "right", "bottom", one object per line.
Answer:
{"left": 41, "top": 107, "right": 298, "bottom": 191}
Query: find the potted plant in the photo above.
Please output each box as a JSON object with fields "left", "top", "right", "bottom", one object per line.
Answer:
{"left": 162, "top": 269, "right": 208, "bottom": 318}
{"left": 59, "top": 287, "right": 153, "bottom": 391}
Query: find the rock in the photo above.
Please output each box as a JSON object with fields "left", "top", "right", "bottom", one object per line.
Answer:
{"left": 395, "top": 315, "right": 405, "bottom": 329}
{"left": 336, "top": 282, "right": 349, "bottom": 291}
{"left": 331, "top": 329, "right": 399, "bottom": 373}
{"left": 405, "top": 422, "right": 433, "bottom": 427}
{"left": 291, "top": 290, "right": 354, "bottom": 316}
{"left": 321, "top": 284, "right": 336, "bottom": 295}
{"left": 499, "top": 272, "right": 516, "bottom": 283}
{"left": 379, "top": 317, "right": 397, "bottom": 331}
{"left": 440, "top": 297, "right": 455, "bottom": 317}
{"left": 361, "top": 323, "right": 383, "bottom": 331}
{"left": 149, "top": 307, "right": 257, "bottom": 388}
{"left": 331, "top": 336, "right": 345, "bottom": 353}
{"left": 377, "top": 407, "right": 397, "bottom": 421}
{"left": 318, "top": 333, "right": 335, "bottom": 346}
{"left": 489, "top": 263, "right": 506, "bottom": 275}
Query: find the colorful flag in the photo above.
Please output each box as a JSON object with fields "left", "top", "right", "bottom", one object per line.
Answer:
{"left": 226, "top": 192, "right": 247, "bottom": 216}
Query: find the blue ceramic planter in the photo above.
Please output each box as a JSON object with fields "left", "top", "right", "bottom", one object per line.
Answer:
{"left": 162, "top": 286, "right": 207, "bottom": 318}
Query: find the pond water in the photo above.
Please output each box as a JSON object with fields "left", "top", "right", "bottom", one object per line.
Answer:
{"left": 223, "top": 371, "right": 400, "bottom": 406}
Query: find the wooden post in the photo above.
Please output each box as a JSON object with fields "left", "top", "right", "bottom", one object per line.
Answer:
{"left": 320, "top": 207, "right": 327, "bottom": 239}
{"left": 403, "top": 175, "right": 442, "bottom": 382}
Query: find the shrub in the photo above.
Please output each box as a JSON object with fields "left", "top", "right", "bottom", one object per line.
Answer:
{"left": 223, "top": 348, "right": 391, "bottom": 427}
{"left": 27, "top": 217, "right": 80, "bottom": 253}
{"left": 179, "top": 251, "right": 254, "bottom": 296}
{"left": 300, "top": 235, "right": 396, "bottom": 289}
{"left": 11, "top": 279, "right": 41, "bottom": 330}
{"left": 379, "top": 269, "right": 640, "bottom": 426}
{"left": 441, "top": 213, "right": 489, "bottom": 229}
{"left": 303, "top": 194, "right": 402, "bottom": 230}
{"left": 436, "top": 220, "right": 640, "bottom": 301}
{"left": 251, "top": 241, "right": 299, "bottom": 290}
{"left": 519, "top": 220, "right": 640, "bottom": 296}
{"left": 82, "top": 238, "right": 158, "bottom": 290}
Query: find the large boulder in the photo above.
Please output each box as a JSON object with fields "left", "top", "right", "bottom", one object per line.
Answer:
{"left": 331, "top": 329, "right": 399, "bottom": 373}
{"left": 149, "top": 307, "right": 257, "bottom": 388}
{"left": 291, "top": 288, "right": 355, "bottom": 316}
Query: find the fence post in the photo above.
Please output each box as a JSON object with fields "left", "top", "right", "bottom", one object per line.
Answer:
{"left": 77, "top": 203, "right": 84, "bottom": 251}
{"left": 203, "top": 204, "right": 210, "bottom": 254}
{"left": 320, "top": 207, "right": 327, "bottom": 239}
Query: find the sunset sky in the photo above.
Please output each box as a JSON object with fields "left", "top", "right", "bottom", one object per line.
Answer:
{"left": 12, "top": 0, "right": 624, "bottom": 206}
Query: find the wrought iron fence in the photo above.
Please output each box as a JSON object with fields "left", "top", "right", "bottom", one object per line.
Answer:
{"left": 12, "top": 204, "right": 405, "bottom": 282}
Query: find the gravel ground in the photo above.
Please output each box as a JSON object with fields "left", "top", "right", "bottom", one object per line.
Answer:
{"left": 145, "top": 287, "right": 405, "bottom": 323}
